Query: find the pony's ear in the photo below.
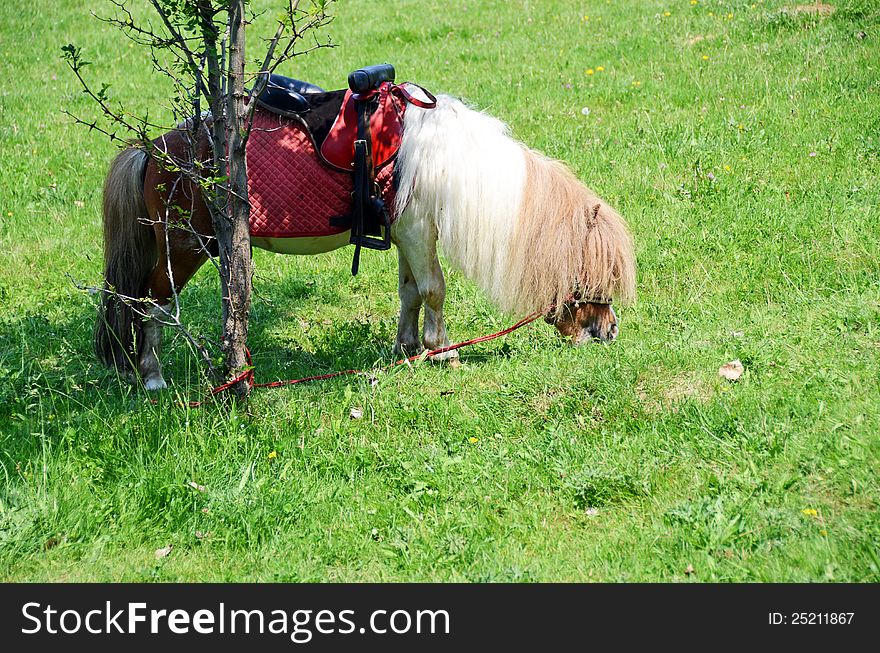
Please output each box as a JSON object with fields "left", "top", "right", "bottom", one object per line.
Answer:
{"left": 581, "top": 199, "right": 637, "bottom": 306}
{"left": 589, "top": 203, "right": 601, "bottom": 227}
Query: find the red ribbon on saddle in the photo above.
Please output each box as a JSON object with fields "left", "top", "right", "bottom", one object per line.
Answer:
{"left": 320, "top": 82, "right": 437, "bottom": 172}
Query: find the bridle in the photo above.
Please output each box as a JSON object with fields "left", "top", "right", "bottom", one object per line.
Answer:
{"left": 571, "top": 297, "right": 613, "bottom": 307}
{"left": 543, "top": 294, "right": 613, "bottom": 323}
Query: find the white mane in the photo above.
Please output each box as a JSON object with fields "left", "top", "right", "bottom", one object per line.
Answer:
{"left": 395, "top": 94, "right": 635, "bottom": 314}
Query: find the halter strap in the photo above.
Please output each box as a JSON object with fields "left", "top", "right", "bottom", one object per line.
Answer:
{"left": 578, "top": 297, "right": 613, "bottom": 306}
{"left": 566, "top": 293, "right": 613, "bottom": 306}
{"left": 544, "top": 294, "right": 613, "bottom": 317}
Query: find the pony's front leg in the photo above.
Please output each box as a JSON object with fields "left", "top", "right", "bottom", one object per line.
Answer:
{"left": 394, "top": 249, "right": 424, "bottom": 356}
{"left": 420, "top": 258, "right": 458, "bottom": 362}
{"left": 392, "top": 214, "right": 458, "bottom": 363}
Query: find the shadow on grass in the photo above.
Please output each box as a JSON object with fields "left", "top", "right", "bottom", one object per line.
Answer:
{"left": 168, "top": 270, "right": 400, "bottom": 386}
{"left": 0, "top": 266, "right": 544, "bottom": 481}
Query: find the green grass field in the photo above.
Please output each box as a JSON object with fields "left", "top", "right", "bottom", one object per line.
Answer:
{"left": 1, "top": 0, "right": 878, "bottom": 581}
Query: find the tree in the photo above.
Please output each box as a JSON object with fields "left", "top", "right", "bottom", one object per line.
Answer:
{"left": 63, "top": 0, "right": 333, "bottom": 401}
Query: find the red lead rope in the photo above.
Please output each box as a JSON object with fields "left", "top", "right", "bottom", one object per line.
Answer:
{"left": 189, "top": 308, "right": 546, "bottom": 407}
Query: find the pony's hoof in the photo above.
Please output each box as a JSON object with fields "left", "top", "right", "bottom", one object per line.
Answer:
{"left": 394, "top": 342, "right": 424, "bottom": 357}
{"left": 428, "top": 349, "right": 460, "bottom": 364}
{"left": 144, "top": 377, "right": 168, "bottom": 392}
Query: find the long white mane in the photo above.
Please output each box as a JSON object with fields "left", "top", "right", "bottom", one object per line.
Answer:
{"left": 395, "top": 94, "right": 635, "bottom": 315}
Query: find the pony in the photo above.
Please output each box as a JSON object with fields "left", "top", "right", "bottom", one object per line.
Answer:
{"left": 95, "top": 91, "right": 636, "bottom": 390}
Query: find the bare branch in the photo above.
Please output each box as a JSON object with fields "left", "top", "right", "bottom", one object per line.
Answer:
{"left": 147, "top": 0, "right": 213, "bottom": 102}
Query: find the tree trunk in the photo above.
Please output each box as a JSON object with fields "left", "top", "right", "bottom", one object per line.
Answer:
{"left": 221, "top": 0, "right": 253, "bottom": 400}
{"left": 199, "top": 0, "right": 252, "bottom": 401}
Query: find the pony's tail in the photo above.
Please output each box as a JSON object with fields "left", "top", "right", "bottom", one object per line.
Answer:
{"left": 94, "top": 147, "right": 155, "bottom": 372}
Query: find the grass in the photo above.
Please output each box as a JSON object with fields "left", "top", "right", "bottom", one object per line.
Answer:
{"left": 0, "top": 0, "right": 879, "bottom": 582}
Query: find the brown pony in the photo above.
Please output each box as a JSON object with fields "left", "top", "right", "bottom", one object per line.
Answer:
{"left": 96, "top": 92, "right": 636, "bottom": 389}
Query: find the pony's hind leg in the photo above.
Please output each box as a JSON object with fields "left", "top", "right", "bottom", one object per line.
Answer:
{"left": 138, "top": 224, "right": 208, "bottom": 390}
{"left": 140, "top": 303, "right": 169, "bottom": 391}
{"left": 394, "top": 249, "right": 424, "bottom": 356}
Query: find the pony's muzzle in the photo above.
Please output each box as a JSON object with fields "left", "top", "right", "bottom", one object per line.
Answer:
{"left": 577, "top": 312, "right": 618, "bottom": 344}
{"left": 548, "top": 303, "right": 619, "bottom": 345}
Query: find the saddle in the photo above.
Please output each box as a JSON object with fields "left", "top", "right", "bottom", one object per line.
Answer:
{"left": 254, "top": 64, "right": 437, "bottom": 274}
{"left": 255, "top": 76, "right": 325, "bottom": 116}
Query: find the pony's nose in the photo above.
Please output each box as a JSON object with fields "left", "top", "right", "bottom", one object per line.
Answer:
{"left": 601, "top": 306, "right": 619, "bottom": 342}
{"left": 583, "top": 325, "right": 615, "bottom": 343}
{"left": 607, "top": 321, "right": 619, "bottom": 341}
{"left": 579, "top": 318, "right": 618, "bottom": 344}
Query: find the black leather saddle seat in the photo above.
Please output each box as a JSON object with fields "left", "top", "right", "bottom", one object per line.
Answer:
{"left": 255, "top": 75, "right": 347, "bottom": 148}
{"left": 256, "top": 75, "right": 326, "bottom": 115}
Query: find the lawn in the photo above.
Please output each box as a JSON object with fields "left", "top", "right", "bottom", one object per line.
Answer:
{"left": 0, "top": 0, "right": 878, "bottom": 581}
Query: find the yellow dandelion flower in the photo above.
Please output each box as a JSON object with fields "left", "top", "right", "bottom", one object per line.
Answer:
{"left": 268, "top": 450, "right": 278, "bottom": 459}
{"left": 663, "top": 11, "right": 671, "bottom": 17}
{"left": 702, "top": 55, "right": 709, "bottom": 60}
{"left": 6, "top": 211, "right": 12, "bottom": 217}
{"left": 802, "top": 508, "right": 818, "bottom": 517}
{"left": 469, "top": 437, "right": 479, "bottom": 444}
{"left": 724, "top": 165, "right": 731, "bottom": 171}
{"left": 819, "top": 529, "right": 828, "bottom": 536}
{"left": 582, "top": 14, "right": 589, "bottom": 21}
{"left": 727, "top": 12, "right": 733, "bottom": 19}
{"left": 586, "top": 68, "right": 594, "bottom": 75}
{"left": 690, "top": 0, "right": 698, "bottom": 5}
{"left": 596, "top": 66, "right": 605, "bottom": 72}
{"left": 737, "top": 123, "right": 745, "bottom": 130}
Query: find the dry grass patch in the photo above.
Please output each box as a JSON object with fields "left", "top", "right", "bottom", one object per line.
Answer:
{"left": 637, "top": 370, "right": 714, "bottom": 414}
{"left": 787, "top": 3, "right": 835, "bottom": 16}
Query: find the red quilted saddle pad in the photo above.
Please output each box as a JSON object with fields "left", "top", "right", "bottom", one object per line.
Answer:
{"left": 247, "top": 107, "right": 395, "bottom": 239}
